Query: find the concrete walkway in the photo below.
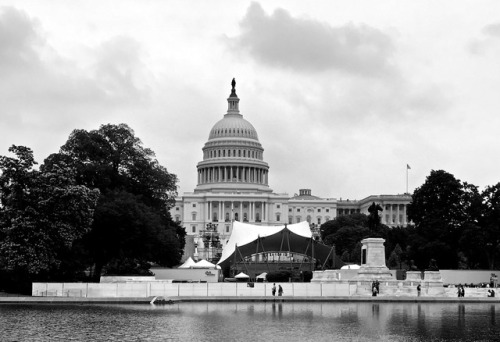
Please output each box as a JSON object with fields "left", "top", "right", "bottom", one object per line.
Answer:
{"left": 2, "top": 296, "right": 500, "bottom": 304}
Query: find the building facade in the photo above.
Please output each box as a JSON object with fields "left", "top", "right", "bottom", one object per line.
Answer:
{"left": 170, "top": 81, "right": 411, "bottom": 261}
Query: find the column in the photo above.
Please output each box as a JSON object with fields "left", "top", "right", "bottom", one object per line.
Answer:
{"left": 239, "top": 201, "right": 243, "bottom": 221}
{"left": 403, "top": 204, "right": 407, "bottom": 225}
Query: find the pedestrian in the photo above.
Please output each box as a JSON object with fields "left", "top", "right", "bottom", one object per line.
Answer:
{"left": 417, "top": 284, "right": 421, "bottom": 297}
{"left": 461, "top": 285, "right": 465, "bottom": 298}
{"left": 278, "top": 285, "right": 283, "bottom": 296}
{"left": 272, "top": 283, "right": 276, "bottom": 296}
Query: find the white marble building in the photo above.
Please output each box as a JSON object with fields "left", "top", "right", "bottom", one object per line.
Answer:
{"left": 169, "top": 81, "right": 411, "bottom": 261}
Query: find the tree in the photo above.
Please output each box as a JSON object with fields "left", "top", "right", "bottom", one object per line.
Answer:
{"left": 321, "top": 213, "right": 368, "bottom": 243}
{"left": 0, "top": 145, "right": 99, "bottom": 292}
{"left": 407, "top": 170, "right": 476, "bottom": 269}
{"left": 481, "top": 183, "right": 500, "bottom": 269}
{"left": 44, "top": 124, "right": 185, "bottom": 279}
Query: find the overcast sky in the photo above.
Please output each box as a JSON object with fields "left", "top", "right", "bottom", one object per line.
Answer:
{"left": 1, "top": 1, "right": 500, "bottom": 200}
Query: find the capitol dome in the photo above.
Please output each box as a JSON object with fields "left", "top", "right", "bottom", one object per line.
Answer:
{"left": 208, "top": 116, "right": 259, "bottom": 141}
{"left": 194, "top": 79, "right": 271, "bottom": 193}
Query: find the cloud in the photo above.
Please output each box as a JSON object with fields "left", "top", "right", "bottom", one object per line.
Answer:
{"left": 229, "top": 2, "right": 395, "bottom": 77}
{"left": 0, "top": 6, "right": 153, "bottom": 163}
{"left": 482, "top": 23, "right": 500, "bottom": 38}
{"left": 0, "top": 7, "right": 42, "bottom": 72}
{"left": 467, "top": 22, "right": 500, "bottom": 55}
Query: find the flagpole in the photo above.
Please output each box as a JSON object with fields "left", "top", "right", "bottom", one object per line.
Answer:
{"left": 406, "top": 166, "right": 408, "bottom": 194}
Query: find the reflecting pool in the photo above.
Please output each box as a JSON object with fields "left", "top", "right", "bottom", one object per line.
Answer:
{"left": 1, "top": 302, "right": 499, "bottom": 341}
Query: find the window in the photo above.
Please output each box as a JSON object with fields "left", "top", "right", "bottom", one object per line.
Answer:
{"left": 296, "top": 216, "right": 301, "bottom": 223}
{"left": 243, "top": 213, "right": 248, "bottom": 222}
{"left": 317, "top": 209, "right": 321, "bottom": 212}
{"left": 176, "top": 207, "right": 179, "bottom": 211}
{"left": 235, "top": 213, "right": 239, "bottom": 221}
{"left": 317, "top": 217, "right": 321, "bottom": 224}
{"left": 192, "top": 203, "right": 196, "bottom": 208}
{"left": 192, "top": 213, "right": 196, "bottom": 221}
{"left": 213, "top": 213, "right": 218, "bottom": 222}
{"left": 276, "top": 214, "right": 281, "bottom": 222}
{"left": 226, "top": 225, "right": 230, "bottom": 233}
{"left": 289, "top": 216, "right": 293, "bottom": 224}
{"left": 256, "top": 213, "right": 260, "bottom": 222}
{"left": 277, "top": 204, "right": 281, "bottom": 209}
{"left": 297, "top": 209, "right": 300, "bottom": 212}
{"left": 175, "top": 215, "right": 180, "bottom": 222}
{"left": 192, "top": 226, "right": 196, "bottom": 233}
{"left": 326, "top": 209, "right": 329, "bottom": 213}
{"left": 289, "top": 208, "right": 292, "bottom": 212}
{"left": 225, "top": 213, "right": 230, "bottom": 222}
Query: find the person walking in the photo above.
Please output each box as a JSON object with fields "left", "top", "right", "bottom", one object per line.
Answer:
{"left": 417, "top": 284, "right": 421, "bottom": 297}
{"left": 272, "top": 283, "right": 276, "bottom": 296}
{"left": 278, "top": 285, "right": 283, "bottom": 296}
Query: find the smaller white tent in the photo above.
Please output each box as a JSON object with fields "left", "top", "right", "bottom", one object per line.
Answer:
{"left": 341, "top": 264, "right": 361, "bottom": 270}
{"left": 178, "top": 257, "right": 196, "bottom": 269}
{"left": 256, "top": 272, "right": 267, "bottom": 280}
{"left": 235, "top": 272, "right": 250, "bottom": 279}
{"left": 192, "top": 259, "right": 221, "bottom": 269}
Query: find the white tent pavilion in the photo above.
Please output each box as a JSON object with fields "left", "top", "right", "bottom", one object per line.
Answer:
{"left": 193, "top": 259, "right": 221, "bottom": 269}
{"left": 178, "top": 257, "right": 196, "bottom": 269}
{"left": 217, "top": 221, "right": 336, "bottom": 272}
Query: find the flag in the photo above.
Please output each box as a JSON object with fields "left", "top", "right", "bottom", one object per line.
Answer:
{"left": 407, "top": 164, "right": 411, "bottom": 170}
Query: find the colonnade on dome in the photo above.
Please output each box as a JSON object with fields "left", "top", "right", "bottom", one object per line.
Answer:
{"left": 197, "top": 166, "right": 269, "bottom": 185}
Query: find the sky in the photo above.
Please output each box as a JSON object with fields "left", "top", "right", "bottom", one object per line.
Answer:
{"left": 1, "top": 1, "right": 500, "bottom": 200}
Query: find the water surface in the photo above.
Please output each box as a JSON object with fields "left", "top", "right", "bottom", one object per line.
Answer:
{"left": 1, "top": 302, "right": 499, "bottom": 341}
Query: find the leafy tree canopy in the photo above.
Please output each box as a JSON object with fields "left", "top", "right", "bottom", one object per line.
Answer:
{"left": 44, "top": 124, "right": 185, "bottom": 279}
{"left": 0, "top": 145, "right": 99, "bottom": 291}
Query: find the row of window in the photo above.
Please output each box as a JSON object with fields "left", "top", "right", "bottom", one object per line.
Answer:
{"left": 211, "top": 127, "right": 256, "bottom": 138}
{"left": 288, "top": 216, "right": 330, "bottom": 225}
{"left": 205, "top": 149, "right": 262, "bottom": 159}
{"left": 289, "top": 208, "right": 330, "bottom": 213}
{"left": 189, "top": 212, "right": 263, "bottom": 222}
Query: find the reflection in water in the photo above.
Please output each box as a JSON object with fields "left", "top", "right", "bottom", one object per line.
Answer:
{"left": 0, "top": 302, "right": 500, "bottom": 341}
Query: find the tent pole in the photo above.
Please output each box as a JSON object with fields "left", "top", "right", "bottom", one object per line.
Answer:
{"left": 321, "top": 245, "right": 334, "bottom": 270}
{"left": 287, "top": 229, "right": 293, "bottom": 274}
{"left": 254, "top": 235, "right": 260, "bottom": 281}
{"left": 311, "top": 239, "right": 315, "bottom": 272}
{"left": 298, "top": 239, "right": 311, "bottom": 273}
{"left": 278, "top": 230, "right": 285, "bottom": 272}
{"left": 233, "top": 244, "right": 238, "bottom": 277}
{"left": 259, "top": 236, "right": 271, "bottom": 274}
{"left": 236, "top": 245, "right": 250, "bottom": 276}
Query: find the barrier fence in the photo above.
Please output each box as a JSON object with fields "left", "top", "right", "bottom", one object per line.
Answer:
{"left": 32, "top": 281, "right": 497, "bottom": 298}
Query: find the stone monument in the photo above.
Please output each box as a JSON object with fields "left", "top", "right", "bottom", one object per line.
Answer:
{"left": 354, "top": 238, "right": 394, "bottom": 280}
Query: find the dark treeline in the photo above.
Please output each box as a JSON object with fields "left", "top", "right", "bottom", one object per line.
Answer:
{"left": 0, "top": 124, "right": 185, "bottom": 294}
{"left": 321, "top": 170, "right": 500, "bottom": 271}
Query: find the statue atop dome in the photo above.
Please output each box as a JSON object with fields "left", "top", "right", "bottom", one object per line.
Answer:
{"left": 230, "top": 78, "right": 237, "bottom": 97}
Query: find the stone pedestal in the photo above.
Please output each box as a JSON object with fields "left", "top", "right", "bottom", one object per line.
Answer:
{"left": 423, "top": 271, "right": 442, "bottom": 282}
{"left": 354, "top": 238, "right": 394, "bottom": 280}
{"left": 311, "top": 270, "right": 340, "bottom": 282}
{"left": 406, "top": 271, "right": 423, "bottom": 281}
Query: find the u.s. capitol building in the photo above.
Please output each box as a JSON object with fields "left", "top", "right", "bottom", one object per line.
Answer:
{"left": 169, "top": 80, "right": 411, "bottom": 261}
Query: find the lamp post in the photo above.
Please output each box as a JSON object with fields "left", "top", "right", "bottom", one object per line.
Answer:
{"left": 200, "top": 222, "right": 222, "bottom": 263}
